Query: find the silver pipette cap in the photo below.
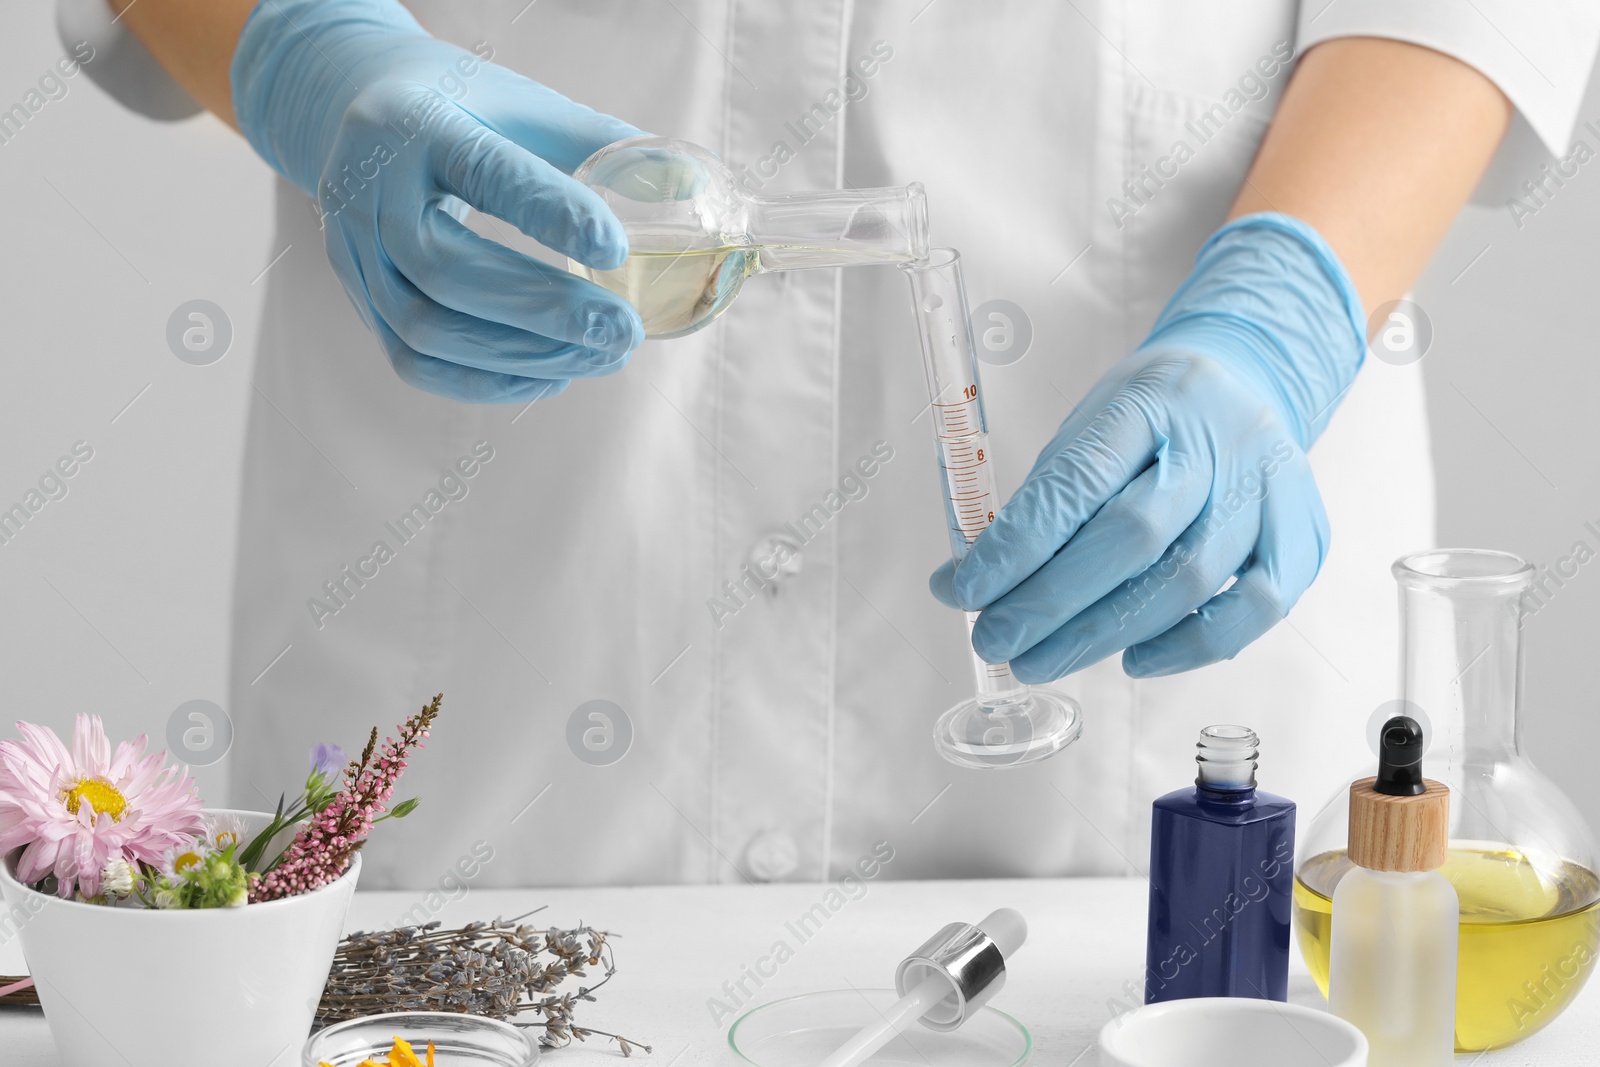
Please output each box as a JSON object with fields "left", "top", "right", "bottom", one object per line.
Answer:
{"left": 893, "top": 908, "right": 1025, "bottom": 1032}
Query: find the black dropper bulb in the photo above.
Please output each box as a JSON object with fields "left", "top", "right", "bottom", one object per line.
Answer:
{"left": 1375, "top": 715, "right": 1427, "bottom": 796}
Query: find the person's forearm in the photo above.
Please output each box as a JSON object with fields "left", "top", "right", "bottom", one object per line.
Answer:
{"left": 1230, "top": 36, "right": 1511, "bottom": 318}
{"left": 107, "top": 0, "right": 259, "bottom": 127}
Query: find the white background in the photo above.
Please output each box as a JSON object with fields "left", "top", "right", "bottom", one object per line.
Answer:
{"left": 0, "top": 6, "right": 1597, "bottom": 839}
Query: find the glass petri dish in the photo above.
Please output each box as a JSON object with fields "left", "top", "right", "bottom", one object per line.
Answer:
{"left": 729, "top": 989, "right": 1032, "bottom": 1067}
{"left": 303, "top": 1012, "right": 538, "bottom": 1067}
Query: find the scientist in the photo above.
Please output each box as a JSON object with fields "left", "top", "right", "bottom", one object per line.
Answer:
{"left": 74, "top": 0, "right": 1598, "bottom": 888}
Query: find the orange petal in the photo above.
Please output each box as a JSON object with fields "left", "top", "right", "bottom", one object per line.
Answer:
{"left": 390, "top": 1037, "right": 423, "bottom": 1067}
{"left": 426, "top": 1043, "right": 436, "bottom": 1067}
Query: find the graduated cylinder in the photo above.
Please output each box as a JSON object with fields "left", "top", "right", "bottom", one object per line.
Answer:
{"left": 901, "top": 249, "right": 1082, "bottom": 769}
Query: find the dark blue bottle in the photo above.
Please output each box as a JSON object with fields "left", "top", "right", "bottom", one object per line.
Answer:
{"left": 1144, "top": 725, "right": 1296, "bottom": 1004}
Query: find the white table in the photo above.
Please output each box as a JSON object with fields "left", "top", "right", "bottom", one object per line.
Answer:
{"left": 2, "top": 878, "right": 1594, "bottom": 1064}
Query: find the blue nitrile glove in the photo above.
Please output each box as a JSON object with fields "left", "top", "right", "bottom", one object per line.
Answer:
{"left": 231, "top": 0, "right": 646, "bottom": 403}
{"left": 930, "top": 213, "right": 1365, "bottom": 679}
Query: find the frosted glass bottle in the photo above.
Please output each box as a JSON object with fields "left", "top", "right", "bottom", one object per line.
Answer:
{"left": 1328, "top": 714, "right": 1458, "bottom": 1066}
{"left": 1329, "top": 868, "right": 1458, "bottom": 1065}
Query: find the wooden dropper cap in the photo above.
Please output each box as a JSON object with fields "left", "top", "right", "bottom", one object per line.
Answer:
{"left": 1347, "top": 716, "right": 1450, "bottom": 873}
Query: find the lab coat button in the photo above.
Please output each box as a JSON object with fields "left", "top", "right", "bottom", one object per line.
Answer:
{"left": 746, "top": 531, "right": 804, "bottom": 592}
{"left": 745, "top": 830, "right": 799, "bottom": 881}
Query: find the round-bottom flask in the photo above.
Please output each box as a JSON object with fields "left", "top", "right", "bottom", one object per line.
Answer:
{"left": 569, "top": 137, "right": 928, "bottom": 338}
{"left": 1294, "top": 549, "right": 1600, "bottom": 1051}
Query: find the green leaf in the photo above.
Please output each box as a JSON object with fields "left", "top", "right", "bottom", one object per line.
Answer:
{"left": 372, "top": 796, "right": 420, "bottom": 824}
{"left": 238, "top": 817, "right": 284, "bottom": 873}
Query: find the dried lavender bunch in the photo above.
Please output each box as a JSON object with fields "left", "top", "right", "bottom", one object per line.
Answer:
{"left": 318, "top": 909, "right": 649, "bottom": 1057}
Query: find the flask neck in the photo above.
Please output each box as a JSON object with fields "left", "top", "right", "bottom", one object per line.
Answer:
{"left": 1395, "top": 551, "right": 1531, "bottom": 765}
{"left": 747, "top": 182, "right": 928, "bottom": 272}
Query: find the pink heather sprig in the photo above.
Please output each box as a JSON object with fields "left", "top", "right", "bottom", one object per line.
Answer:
{"left": 249, "top": 695, "right": 441, "bottom": 903}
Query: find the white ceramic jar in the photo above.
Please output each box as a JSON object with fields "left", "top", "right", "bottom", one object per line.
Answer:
{"left": 1098, "top": 998, "right": 1368, "bottom": 1067}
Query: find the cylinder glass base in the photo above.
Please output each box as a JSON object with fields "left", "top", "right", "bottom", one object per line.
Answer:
{"left": 933, "top": 687, "right": 1082, "bottom": 769}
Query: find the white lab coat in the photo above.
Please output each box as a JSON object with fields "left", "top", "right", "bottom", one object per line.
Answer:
{"left": 62, "top": 0, "right": 1600, "bottom": 889}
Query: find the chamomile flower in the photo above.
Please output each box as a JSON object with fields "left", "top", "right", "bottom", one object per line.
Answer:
{"left": 203, "top": 812, "right": 248, "bottom": 854}
{"left": 159, "top": 838, "right": 210, "bottom": 879}
{"left": 100, "top": 855, "right": 136, "bottom": 897}
{"left": 153, "top": 846, "right": 249, "bottom": 909}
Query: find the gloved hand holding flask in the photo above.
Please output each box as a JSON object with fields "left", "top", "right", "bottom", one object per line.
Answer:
{"left": 932, "top": 213, "right": 1366, "bottom": 679}
{"left": 231, "top": 0, "right": 648, "bottom": 403}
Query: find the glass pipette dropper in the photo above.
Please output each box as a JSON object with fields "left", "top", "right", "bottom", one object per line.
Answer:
{"left": 902, "top": 249, "right": 1083, "bottom": 769}
{"left": 817, "top": 908, "right": 1027, "bottom": 1067}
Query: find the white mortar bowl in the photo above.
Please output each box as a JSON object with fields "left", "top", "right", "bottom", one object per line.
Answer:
{"left": 0, "top": 808, "right": 358, "bottom": 1067}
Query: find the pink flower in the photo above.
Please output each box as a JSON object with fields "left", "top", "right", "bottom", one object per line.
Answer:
{"left": 251, "top": 695, "right": 440, "bottom": 903}
{"left": 0, "top": 715, "right": 204, "bottom": 899}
